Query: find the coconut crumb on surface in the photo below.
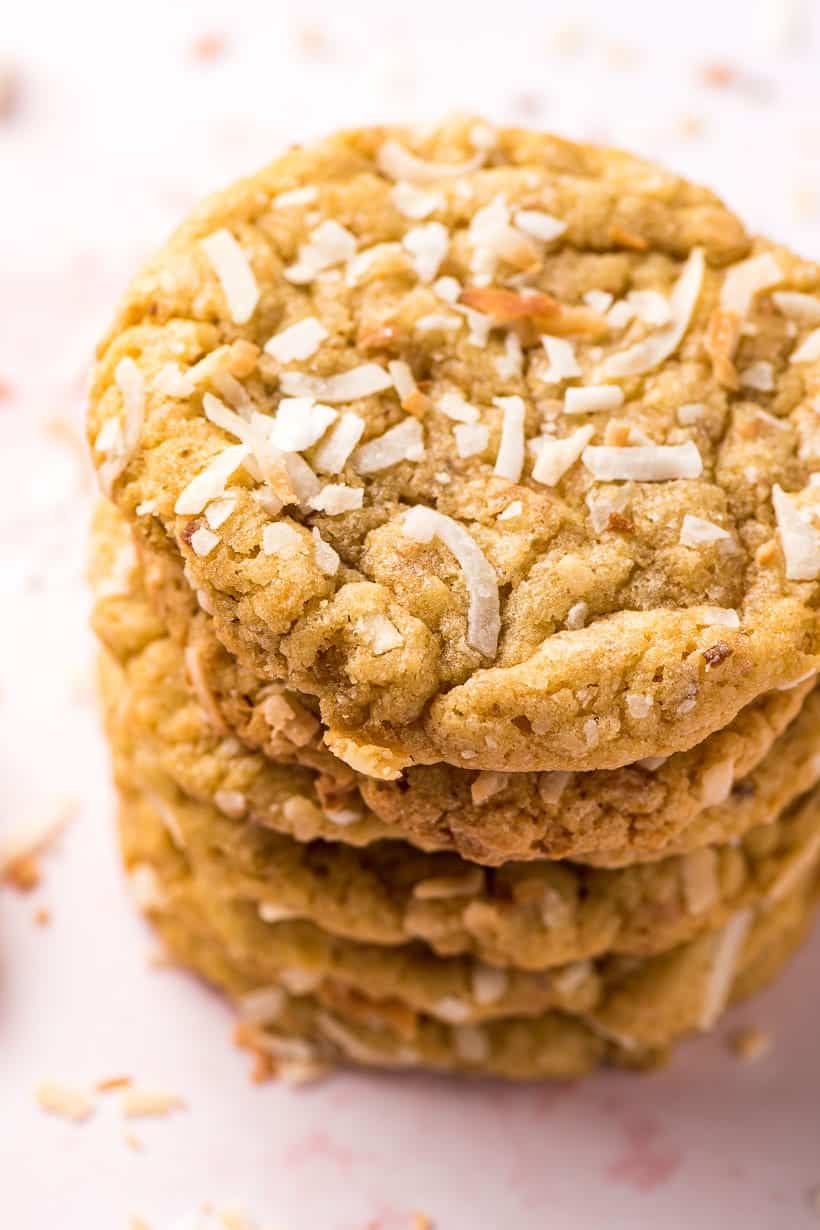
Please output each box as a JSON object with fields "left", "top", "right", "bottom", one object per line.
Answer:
{"left": 1, "top": 799, "right": 76, "bottom": 891}
{"left": 729, "top": 1025, "right": 773, "bottom": 1062}
{"left": 95, "top": 1074, "right": 133, "bottom": 1092}
{"left": 36, "top": 1081, "right": 95, "bottom": 1123}
{"left": 121, "top": 1087, "right": 186, "bottom": 1118}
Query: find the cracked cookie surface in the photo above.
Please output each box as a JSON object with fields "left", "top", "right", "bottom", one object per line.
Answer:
{"left": 87, "top": 118, "right": 820, "bottom": 773}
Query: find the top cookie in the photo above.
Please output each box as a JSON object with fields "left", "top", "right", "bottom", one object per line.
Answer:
{"left": 87, "top": 117, "right": 820, "bottom": 773}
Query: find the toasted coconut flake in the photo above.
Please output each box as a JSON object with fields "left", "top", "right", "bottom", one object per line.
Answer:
{"left": 284, "top": 219, "right": 357, "bottom": 284}
{"left": 680, "top": 514, "right": 731, "bottom": 547}
{"left": 413, "top": 868, "right": 485, "bottom": 899}
{"left": 311, "top": 527, "right": 340, "bottom": 575}
{"left": 471, "top": 962, "right": 509, "bottom": 1005}
{"left": 308, "top": 483, "right": 363, "bottom": 514}
{"left": 698, "top": 911, "right": 752, "bottom": 1029}
{"left": 190, "top": 526, "right": 219, "bottom": 557}
{"left": 280, "top": 364, "right": 392, "bottom": 403}
{"left": 313, "top": 412, "right": 366, "bottom": 474}
{"left": 377, "top": 139, "right": 484, "bottom": 183}
{"left": 541, "top": 335, "right": 581, "bottom": 381}
{"left": 470, "top": 771, "right": 509, "bottom": 805}
{"left": 454, "top": 423, "right": 489, "bottom": 458}
{"left": 387, "top": 359, "right": 417, "bottom": 406}
{"left": 270, "top": 397, "right": 337, "bottom": 451}
{"left": 582, "top": 440, "right": 702, "bottom": 482}
{"left": 513, "top": 209, "right": 567, "bottom": 242}
{"left": 121, "top": 1087, "right": 185, "bottom": 1118}
{"left": 453, "top": 1024, "right": 490, "bottom": 1063}
{"left": 532, "top": 425, "right": 594, "bottom": 486}
{"left": 264, "top": 316, "right": 328, "bottom": 363}
{"left": 238, "top": 987, "right": 286, "bottom": 1024}
{"left": 402, "top": 221, "right": 449, "bottom": 282}
{"left": 772, "top": 291, "right": 820, "bottom": 324}
{"left": 352, "top": 417, "right": 425, "bottom": 473}
{"left": 564, "top": 385, "right": 624, "bottom": 415}
{"left": 492, "top": 395, "right": 526, "bottom": 481}
{"left": 681, "top": 848, "right": 720, "bottom": 915}
{"left": 772, "top": 484, "right": 820, "bottom": 579}
{"left": 199, "top": 229, "right": 259, "bottom": 323}
{"left": 36, "top": 1082, "right": 94, "bottom": 1123}
{"left": 599, "top": 248, "right": 704, "bottom": 378}
{"left": 261, "top": 523, "right": 302, "bottom": 556}
{"left": 705, "top": 308, "right": 742, "bottom": 389}
{"left": 391, "top": 180, "right": 445, "bottom": 219}
{"left": 720, "top": 251, "right": 782, "bottom": 316}
{"left": 402, "top": 506, "right": 500, "bottom": 656}
{"left": 174, "top": 444, "right": 249, "bottom": 515}
{"left": 324, "top": 732, "right": 408, "bottom": 780}
{"left": 274, "top": 185, "right": 318, "bottom": 208}
{"left": 791, "top": 327, "right": 820, "bottom": 363}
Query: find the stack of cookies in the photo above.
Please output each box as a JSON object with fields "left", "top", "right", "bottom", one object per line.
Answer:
{"left": 88, "top": 118, "right": 820, "bottom": 1081}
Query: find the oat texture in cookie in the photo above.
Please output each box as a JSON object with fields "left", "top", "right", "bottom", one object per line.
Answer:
{"left": 88, "top": 118, "right": 820, "bottom": 771}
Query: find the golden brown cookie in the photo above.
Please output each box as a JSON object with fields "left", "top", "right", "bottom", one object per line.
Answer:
{"left": 87, "top": 118, "right": 820, "bottom": 774}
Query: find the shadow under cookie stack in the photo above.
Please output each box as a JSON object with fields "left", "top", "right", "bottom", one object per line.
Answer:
{"left": 88, "top": 118, "right": 820, "bottom": 1082}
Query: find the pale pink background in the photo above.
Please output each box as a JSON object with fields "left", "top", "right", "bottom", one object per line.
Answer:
{"left": 2, "top": 2, "right": 820, "bottom": 1226}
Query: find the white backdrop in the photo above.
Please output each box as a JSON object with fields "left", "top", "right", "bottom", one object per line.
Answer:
{"left": 2, "top": 2, "right": 820, "bottom": 1227}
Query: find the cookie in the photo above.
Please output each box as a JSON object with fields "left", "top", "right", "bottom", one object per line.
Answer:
{"left": 109, "top": 703, "right": 820, "bottom": 972}
{"left": 87, "top": 118, "right": 820, "bottom": 774}
{"left": 93, "top": 499, "right": 818, "bottom": 865}
{"left": 123, "top": 794, "right": 819, "bottom": 1078}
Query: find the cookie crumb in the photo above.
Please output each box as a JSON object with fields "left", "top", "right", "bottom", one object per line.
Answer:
{"left": 729, "top": 1025, "right": 772, "bottom": 1062}
{"left": 121, "top": 1087, "right": 185, "bottom": 1118}
{"left": 96, "top": 1074, "right": 133, "bottom": 1092}
{"left": 411, "top": 1214, "right": 434, "bottom": 1230}
{"left": 124, "top": 1133, "right": 144, "bottom": 1152}
{"left": 36, "top": 1081, "right": 94, "bottom": 1123}
{"left": 190, "top": 31, "right": 228, "bottom": 62}
{"left": 1, "top": 799, "right": 75, "bottom": 891}
{"left": 129, "top": 1218, "right": 151, "bottom": 1230}
{"left": 0, "top": 59, "right": 21, "bottom": 120}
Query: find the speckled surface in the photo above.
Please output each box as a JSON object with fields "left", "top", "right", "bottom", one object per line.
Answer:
{"left": 2, "top": 1, "right": 820, "bottom": 1227}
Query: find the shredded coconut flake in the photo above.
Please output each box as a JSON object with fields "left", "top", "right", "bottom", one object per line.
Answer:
{"left": 532, "top": 425, "right": 594, "bottom": 486}
{"left": 453, "top": 1025, "right": 489, "bottom": 1063}
{"left": 308, "top": 483, "right": 363, "bottom": 514}
{"left": 199, "top": 229, "right": 259, "bottom": 324}
{"left": 237, "top": 987, "right": 286, "bottom": 1024}
{"left": 494, "top": 332, "right": 523, "bottom": 380}
{"left": 121, "top": 1087, "right": 185, "bottom": 1119}
{"left": 791, "top": 327, "right": 820, "bottom": 363}
{"left": 471, "top": 962, "right": 509, "bottom": 1005}
{"left": 313, "top": 412, "right": 366, "bottom": 473}
{"left": 697, "top": 606, "right": 740, "bottom": 627}
{"left": 284, "top": 220, "right": 357, "bottom": 284}
{"left": 454, "top": 423, "right": 489, "bottom": 458}
{"left": 213, "top": 789, "right": 246, "bottom": 818}
{"left": 36, "top": 1082, "right": 94, "bottom": 1123}
{"left": 584, "top": 289, "right": 614, "bottom": 314}
{"left": 204, "top": 495, "right": 236, "bottom": 529}
{"left": 311, "top": 527, "right": 340, "bottom": 575}
{"left": 413, "top": 869, "right": 485, "bottom": 899}
{"left": 264, "top": 317, "right": 328, "bottom": 363}
{"left": 355, "top": 613, "right": 405, "bottom": 655}
{"left": 352, "top": 417, "right": 425, "bottom": 473}
{"left": 174, "top": 444, "right": 249, "bottom": 515}
{"left": 513, "top": 209, "right": 566, "bottom": 242}
{"left": 677, "top": 402, "right": 706, "bottom": 425}
{"left": 391, "top": 180, "right": 445, "bottom": 219}
{"left": 541, "top": 335, "right": 581, "bottom": 381}
{"left": 273, "top": 185, "right": 318, "bottom": 208}
{"left": 627, "top": 289, "right": 672, "bottom": 326}
{"left": 269, "top": 397, "right": 337, "bottom": 451}
{"left": 377, "top": 139, "right": 484, "bottom": 183}
{"left": 698, "top": 911, "right": 752, "bottom": 1029}
{"left": 497, "top": 499, "right": 522, "bottom": 521}
{"left": 680, "top": 514, "right": 731, "bottom": 547}
{"left": 564, "top": 385, "right": 624, "bottom": 415}
{"left": 387, "top": 359, "right": 417, "bottom": 405}
{"left": 470, "top": 771, "right": 509, "bottom": 805}
{"left": 772, "top": 484, "right": 820, "bottom": 579}
{"left": 582, "top": 441, "right": 703, "bottom": 482}
{"left": 681, "top": 848, "right": 720, "bottom": 915}
{"left": 154, "top": 362, "right": 195, "bottom": 398}
{"left": 280, "top": 364, "right": 392, "bottom": 403}
{"left": 190, "top": 526, "right": 219, "bottom": 557}
{"left": 772, "top": 291, "right": 820, "bottom": 324}
{"left": 492, "top": 395, "right": 526, "bottom": 482}
{"left": 262, "top": 523, "right": 302, "bottom": 556}
{"left": 402, "top": 506, "right": 500, "bottom": 656}
{"left": 740, "top": 360, "right": 775, "bottom": 391}
{"left": 720, "top": 252, "right": 782, "bottom": 316}
{"left": 565, "top": 601, "right": 588, "bottom": 630}
{"left": 402, "top": 221, "right": 449, "bottom": 282}
{"left": 625, "top": 692, "right": 653, "bottom": 718}
{"left": 599, "top": 248, "right": 705, "bottom": 378}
